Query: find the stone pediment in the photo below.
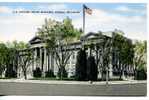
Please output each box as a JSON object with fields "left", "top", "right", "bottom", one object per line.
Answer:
{"left": 80, "top": 31, "right": 114, "bottom": 41}
{"left": 29, "top": 36, "right": 43, "bottom": 44}
{"left": 80, "top": 32, "right": 101, "bottom": 41}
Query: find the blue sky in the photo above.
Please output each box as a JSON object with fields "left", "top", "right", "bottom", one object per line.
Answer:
{"left": 0, "top": 3, "right": 147, "bottom": 42}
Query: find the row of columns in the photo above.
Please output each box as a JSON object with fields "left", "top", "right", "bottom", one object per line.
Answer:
{"left": 32, "top": 47, "right": 54, "bottom": 74}
{"left": 31, "top": 44, "right": 113, "bottom": 78}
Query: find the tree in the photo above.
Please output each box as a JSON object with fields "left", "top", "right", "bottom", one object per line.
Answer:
{"left": 33, "top": 67, "right": 42, "bottom": 78}
{"left": 134, "top": 40, "right": 147, "bottom": 80}
{"left": 5, "top": 47, "right": 17, "bottom": 78}
{"left": 45, "top": 69, "right": 55, "bottom": 78}
{"left": 102, "top": 37, "right": 112, "bottom": 81}
{"left": 0, "top": 41, "right": 28, "bottom": 78}
{"left": 18, "top": 49, "right": 34, "bottom": 79}
{"left": 75, "top": 49, "right": 87, "bottom": 81}
{"left": 0, "top": 43, "right": 8, "bottom": 77}
{"left": 0, "top": 42, "right": 19, "bottom": 78}
{"left": 4, "top": 41, "right": 28, "bottom": 78}
{"left": 37, "top": 17, "right": 82, "bottom": 79}
{"left": 134, "top": 41, "right": 146, "bottom": 70}
{"left": 87, "top": 56, "right": 98, "bottom": 81}
{"left": 112, "top": 32, "right": 134, "bottom": 80}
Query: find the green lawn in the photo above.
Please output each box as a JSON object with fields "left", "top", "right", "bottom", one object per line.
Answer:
{"left": 29, "top": 77, "right": 123, "bottom": 81}
{"left": 29, "top": 77, "right": 75, "bottom": 81}
{"left": 0, "top": 77, "right": 17, "bottom": 79}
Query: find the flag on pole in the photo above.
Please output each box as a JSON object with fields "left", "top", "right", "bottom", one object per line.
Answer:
{"left": 83, "top": 5, "right": 92, "bottom": 15}
{"left": 82, "top": 4, "right": 92, "bottom": 35}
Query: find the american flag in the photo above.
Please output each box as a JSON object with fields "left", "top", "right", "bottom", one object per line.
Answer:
{"left": 83, "top": 5, "right": 92, "bottom": 15}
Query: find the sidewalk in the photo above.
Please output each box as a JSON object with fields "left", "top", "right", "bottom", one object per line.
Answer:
{"left": 0, "top": 79, "right": 147, "bottom": 85}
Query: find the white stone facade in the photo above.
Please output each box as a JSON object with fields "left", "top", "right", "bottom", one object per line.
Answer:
{"left": 17, "top": 32, "right": 134, "bottom": 79}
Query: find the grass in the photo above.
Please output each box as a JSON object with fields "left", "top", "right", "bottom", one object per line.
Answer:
{"left": 0, "top": 76, "right": 124, "bottom": 81}
{"left": 29, "top": 77, "right": 75, "bottom": 81}
{"left": 29, "top": 77, "right": 124, "bottom": 81}
{"left": 97, "top": 78, "right": 123, "bottom": 81}
{"left": 0, "top": 77, "right": 17, "bottom": 79}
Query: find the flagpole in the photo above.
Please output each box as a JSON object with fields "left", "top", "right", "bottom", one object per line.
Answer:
{"left": 83, "top": 4, "right": 85, "bottom": 34}
{"left": 82, "top": 5, "right": 86, "bottom": 49}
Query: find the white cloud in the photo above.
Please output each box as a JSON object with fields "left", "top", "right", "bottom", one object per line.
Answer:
{"left": 116, "top": 6, "right": 130, "bottom": 12}
{"left": 0, "top": 13, "right": 60, "bottom": 42}
{"left": 0, "top": 6, "right": 12, "bottom": 13}
{"left": 38, "top": 4, "right": 68, "bottom": 10}
{"left": 0, "top": 6, "right": 27, "bottom": 14}
{"left": 72, "top": 8, "right": 147, "bottom": 40}
{"left": 115, "top": 5, "right": 146, "bottom": 15}
{"left": 0, "top": 5, "right": 147, "bottom": 43}
{"left": 0, "top": 5, "right": 68, "bottom": 43}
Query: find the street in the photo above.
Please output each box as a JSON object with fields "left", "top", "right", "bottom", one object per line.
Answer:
{"left": 0, "top": 80, "right": 147, "bottom": 96}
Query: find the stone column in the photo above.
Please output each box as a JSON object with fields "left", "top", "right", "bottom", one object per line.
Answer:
{"left": 95, "top": 46, "right": 99, "bottom": 65}
{"left": 87, "top": 48, "right": 90, "bottom": 57}
{"left": 48, "top": 53, "right": 50, "bottom": 71}
{"left": 43, "top": 48, "right": 47, "bottom": 72}
{"left": 34, "top": 48, "right": 37, "bottom": 70}
{"left": 32, "top": 48, "right": 34, "bottom": 71}
{"left": 68, "top": 53, "right": 72, "bottom": 78}
{"left": 109, "top": 45, "right": 113, "bottom": 79}
{"left": 47, "top": 53, "right": 49, "bottom": 71}
{"left": 50, "top": 54, "right": 54, "bottom": 71}
{"left": 53, "top": 54, "right": 57, "bottom": 75}
{"left": 39, "top": 47, "right": 42, "bottom": 70}
{"left": 49, "top": 53, "right": 52, "bottom": 70}
{"left": 109, "top": 54, "right": 113, "bottom": 78}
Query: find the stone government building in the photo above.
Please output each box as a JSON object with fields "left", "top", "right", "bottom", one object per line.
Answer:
{"left": 17, "top": 30, "right": 134, "bottom": 79}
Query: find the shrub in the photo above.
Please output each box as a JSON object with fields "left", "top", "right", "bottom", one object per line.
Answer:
{"left": 5, "top": 66, "right": 17, "bottom": 78}
{"left": 57, "top": 67, "right": 68, "bottom": 79}
{"left": 45, "top": 69, "right": 55, "bottom": 78}
{"left": 135, "top": 69, "right": 147, "bottom": 80}
{"left": 87, "top": 56, "right": 98, "bottom": 81}
{"left": 33, "top": 67, "right": 42, "bottom": 78}
{"left": 75, "top": 49, "right": 87, "bottom": 81}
